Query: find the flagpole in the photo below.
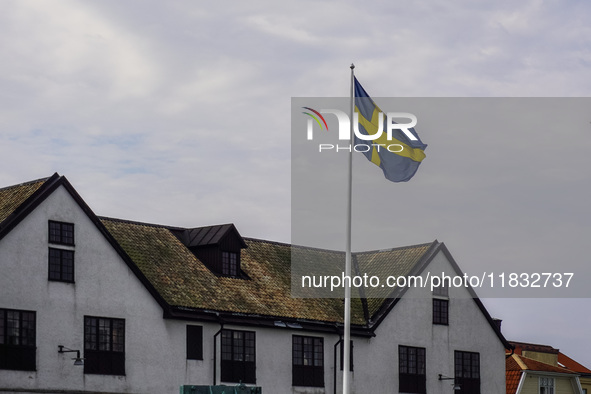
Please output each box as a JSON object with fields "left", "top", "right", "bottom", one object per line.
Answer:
{"left": 342, "top": 63, "right": 355, "bottom": 394}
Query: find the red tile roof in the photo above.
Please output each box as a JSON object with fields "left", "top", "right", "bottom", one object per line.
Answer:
{"left": 510, "top": 341, "right": 559, "bottom": 355}
{"left": 507, "top": 354, "right": 577, "bottom": 374}
{"left": 506, "top": 369, "right": 522, "bottom": 394}
{"left": 558, "top": 352, "right": 591, "bottom": 374}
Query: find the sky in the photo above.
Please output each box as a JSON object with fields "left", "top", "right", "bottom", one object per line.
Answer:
{"left": 1, "top": 0, "right": 591, "bottom": 367}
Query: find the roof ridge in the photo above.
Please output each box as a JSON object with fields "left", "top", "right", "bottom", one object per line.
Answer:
{"left": 512, "top": 354, "right": 529, "bottom": 370}
{"left": 245, "top": 238, "right": 438, "bottom": 254}
{"left": 0, "top": 176, "right": 51, "bottom": 192}
{"left": 354, "top": 241, "right": 438, "bottom": 255}
{"left": 98, "top": 216, "right": 185, "bottom": 230}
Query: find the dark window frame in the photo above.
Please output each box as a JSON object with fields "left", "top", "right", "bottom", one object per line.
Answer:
{"left": 187, "top": 325, "right": 203, "bottom": 360}
{"left": 220, "top": 329, "right": 256, "bottom": 384}
{"left": 48, "top": 221, "right": 75, "bottom": 246}
{"left": 48, "top": 247, "right": 75, "bottom": 282}
{"left": 0, "top": 308, "right": 36, "bottom": 371}
{"left": 433, "top": 298, "right": 449, "bottom": 325}
{"left": 339, "top": 339, "right": 354, "bottom": 371}
{"left": 84, "top": 316, "right": 125, "bottom": 376}
{"left": 399, "top": 345, "right": 426, "bottom": 394}
{"left": 221, "top": 251, "right": 239, "bottom": 277}
{"left": 455, "top": 350, "right": 480, "bottom": 394}
{"left": 292, "top": 335, "right": 324, "bottom": 387}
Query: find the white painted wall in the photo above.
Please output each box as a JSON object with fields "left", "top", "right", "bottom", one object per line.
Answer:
{"left": 343, "top": 250, "right": 507, "bottom": 394}
{"left": 0, "top": 185, "right": 213, "bottom": 393}
{"left": 0, "top": 185, "right": 506, "bottom": 394}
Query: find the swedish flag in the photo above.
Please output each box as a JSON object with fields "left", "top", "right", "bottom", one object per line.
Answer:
{"left": 354, "top": 78, "right": 427, "bottom": 182}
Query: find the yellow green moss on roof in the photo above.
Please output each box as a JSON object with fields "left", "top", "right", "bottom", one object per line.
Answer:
{"left": 356, "top": 244, "right": 434, "bottom": 317}
{"left": 0, "top": 178, "right": 48, "bottom": 223}
{"left": 101, "top": 218, "right": 434, "bottom": 326}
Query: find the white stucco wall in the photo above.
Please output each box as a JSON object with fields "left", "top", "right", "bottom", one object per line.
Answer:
{"left": 0, "top": 185, "right": 507, "bottom": 394}
{"left": 343, "top": 250, "right": 507, "bottom": 394}
{"left": 0, "top": 185, "right": 213, "bottom": 393}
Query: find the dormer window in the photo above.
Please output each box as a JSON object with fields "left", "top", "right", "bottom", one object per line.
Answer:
{"left": 222, "top": 251, "right": 238, "bottom": 277}
{"left": 170, "top": 223, "right": 248, "bottom": 279}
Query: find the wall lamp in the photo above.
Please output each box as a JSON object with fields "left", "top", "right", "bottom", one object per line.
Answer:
{"left": 438, "top": 374, "right": 461, "bottom": 391}
{"left": 58, "top": 345, "right": 84, "bottom": 366}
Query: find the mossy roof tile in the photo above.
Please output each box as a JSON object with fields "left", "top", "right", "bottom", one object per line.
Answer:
{"left": 0, "top": 178, "right": 48, "bottom": 224}
{"left": 101, "top": 218, "right": 434, "bottom": 326}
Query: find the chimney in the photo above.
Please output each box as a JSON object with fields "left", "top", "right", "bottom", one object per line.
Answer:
{"left": 492, "top": 318, "right": 502, "bottom": 332}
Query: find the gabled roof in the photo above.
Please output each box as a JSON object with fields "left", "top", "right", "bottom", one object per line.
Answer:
{"left": 509, "top": 340, "right": 591, "bottom": 374}
{"left": 558, "top": 352, "right": 591, "bottom": 374}
{"left": 510, "top": 341, "right": 559, "bottom": 355}
{"left": 100, "top": 217, "right": 436, "bottom": 333}
{"left": 0, "top": 174, "right": 512, "bottom": 343}
{"left": 506, "top": 354, "right": 579, "bottom": 394}
{"left": 507, "top": 354, "right": 578, "bottom": 374}
{"left": 0, "top": 177, "right": 48, "bottom": 224}
{"left": 506, "top": 357, "right": 523, "bottom": 394}
{"left": 172, "top": 223, "right": 247, "bottom": 249}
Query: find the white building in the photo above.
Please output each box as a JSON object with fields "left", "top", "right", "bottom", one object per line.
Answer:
{"left": 0, "top": 173, "right": 510, "bottom": 394}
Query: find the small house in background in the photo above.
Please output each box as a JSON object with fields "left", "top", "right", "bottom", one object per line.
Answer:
{"left": 506, "top": 341, "right": 591, "bottom": 394}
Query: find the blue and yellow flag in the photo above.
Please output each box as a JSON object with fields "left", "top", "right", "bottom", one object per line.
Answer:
{"left": 354, "top": 78, "right": 427, "bottom": 182}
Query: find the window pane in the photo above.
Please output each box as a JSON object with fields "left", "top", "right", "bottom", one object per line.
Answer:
{"left": 7, "top": 311, "right": 20, "bottom": 345}
{"left": 0, "top": 310, "right": 4, "bottom": 345}
{"left": 399, "top": 347, "right": 408, "bottom": 373}
{"left": 233, "top": 331, "right": 244, "bottom": 361}
{"left": 112, "top": 320, "right": 124, "bottom": 352}
{"left": 98, "top": 319, "right": 111, "bottom": 351}
{"left": 245, "top": 332, "right": 255, "bottom": 362}
{"left": 49, "top": 221, "right": 61, "bottom": 243}
{"left": 84, "top": 316, "right": 126, "bottom": 376}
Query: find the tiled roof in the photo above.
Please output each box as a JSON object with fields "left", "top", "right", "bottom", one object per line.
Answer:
{"left": 509, "top": 341, "right": 591, "bottom": 374}
{"left": 2, "top": 175, "right": 508, "bottom": 340}
{"left": 100, "top": 217, "right": 435, "bottom": 326}
{"left": 558, "top": 352, "right": 591, "bottom": 374}
{"left": 0, "top": 177, "right": 48, "bottom": 224}
{"left": 506, "top": 369, "right": 522, "bottom": 394}
{"left": 510, "top": 341, "right": 559, "bottom": 355}
{"left": 356, "top": 244, "right": 435, "bottom": 316}
{"left": 507, "top": 354, "right": 577, "bottom": 374}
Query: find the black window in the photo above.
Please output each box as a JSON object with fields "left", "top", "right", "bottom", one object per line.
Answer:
{"left": 49, "top": 221, "right": 74, "bottom": 245}
{"left": 433, "top": 299, "right": 449, "bottom": 325}
{"left": 187, "top": 325, "right": 203, "bottom": 360}
{"left": 0, "top": 308, "right": 36, "bottom": 371}
{"left": 399, "top": 345, "right": 426, "bottom": 394}
{"left": 339, "top": 340, "right": 353, "bottom": 371}
{"left": 48, "top": 248, "right": 74, "bottom": 282}
{"left": 221, "top": 329, "right": 255, "bottom": 384}
{"left": 455, "top": 351, "right": 480, "bottom": 394}
{"left": 293, "top": 335, "right": 324, "bottom": 387}
{"left": 221, "top": 251, "right": 238, "bottom": 276}
{"left": 84, "top": 316, "right": 125, "bottom": 375}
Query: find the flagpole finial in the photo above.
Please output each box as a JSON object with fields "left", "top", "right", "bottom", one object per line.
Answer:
{"left": 350, "top": 63, "right": 355, "bottom": 70}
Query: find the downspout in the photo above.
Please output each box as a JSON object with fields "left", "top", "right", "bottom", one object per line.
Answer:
{"left": 334, "top": 335, "right": 343, "bottom": 394}
{"left": 213, "top": 317, "right": 224, "bottom": 386}
{"left": 506, "top": 345, "right": 515, "bottom": 359}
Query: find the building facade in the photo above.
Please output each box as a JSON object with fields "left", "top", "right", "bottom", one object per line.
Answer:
{"left": 506, "top": 353, "right": 583, "bottom": 394}
{"left": 0, "top": 174, "right": 510, "bottom": 394}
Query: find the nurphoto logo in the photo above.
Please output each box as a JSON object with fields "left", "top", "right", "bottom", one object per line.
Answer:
{"left": 302, "top": 106, "right": 418, "bottom": 153}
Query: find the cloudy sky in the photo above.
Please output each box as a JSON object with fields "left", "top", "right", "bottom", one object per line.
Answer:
{"left": 2, "top": 0, "right": 591, "bottom": 366}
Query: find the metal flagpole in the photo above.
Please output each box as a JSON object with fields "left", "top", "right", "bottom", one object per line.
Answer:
{"left": 342, "top": 63, "right": 355, "bottom": 394}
